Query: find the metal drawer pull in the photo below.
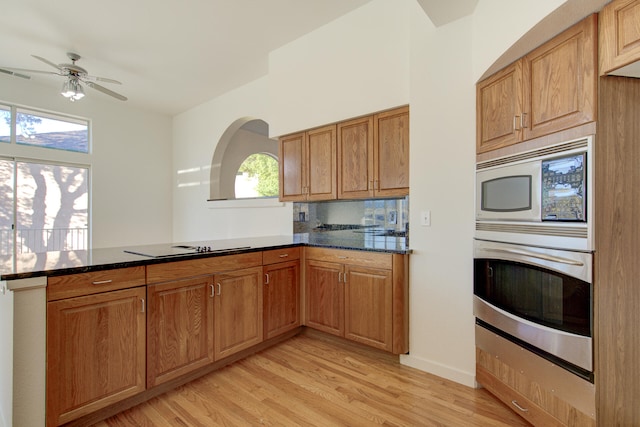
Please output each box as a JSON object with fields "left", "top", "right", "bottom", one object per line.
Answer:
{"left": 278, "top": 254, "right": 289, "bottom": 258}
{"left": 338, "top": 272, "right": 343, "bottom": 282}
{"left": 217, "top": 283, "right": 221, "bottom": 296}
{"left": 511, "top": 400, "right": 529, "bottom": 412}
{"left": 141, "top": 298, "right": 145, "bottom": 313}
{"left": 265, "top": 273, "right": 270, "bottom": 284}
{"left": 210, "top": 284, "right": 215, "bottom": 298}
{"left": 92, "top": 279, "right": 113, "bottom": 285}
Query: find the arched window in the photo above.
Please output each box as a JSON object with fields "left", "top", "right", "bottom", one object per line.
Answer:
{"left": 209, "top": 118, "right": 278, "bottom": 201}
{"left": 235, "top": 153, "right": 279, "bottom": 198}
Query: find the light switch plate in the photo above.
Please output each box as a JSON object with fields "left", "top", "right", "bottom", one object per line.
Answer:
{"left": 420, "top": 210, "right": 431, "bottom": 226}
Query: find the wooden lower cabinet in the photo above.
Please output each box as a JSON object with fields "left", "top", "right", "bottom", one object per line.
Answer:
{"left": 304, "top": 247, "right": 408, "bottom": 354}
{"left": 344, "top": 264, "right": 393, "bottom": 351}
{"left": 46, "top": 286, "right": 146, "bottom": 427}
{"left": 263, "top": 249, "right": 301, "bottom": 339}
{"left": 214, "top": 266, "right": 264, "bottom": 360}
{"left": 146, "top": 275, "right": 215, "bottom": 388}
{"left": 305, "top": 259, "right": 345, "bottom": 336}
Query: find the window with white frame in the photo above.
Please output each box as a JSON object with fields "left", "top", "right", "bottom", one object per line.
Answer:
{"left": 0, "top": 103, "right": 90, "bottom": 256}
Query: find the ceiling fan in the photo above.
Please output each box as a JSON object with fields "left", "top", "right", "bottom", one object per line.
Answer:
{"left": 0, "top": 52, "right": 127, "bottom": 102}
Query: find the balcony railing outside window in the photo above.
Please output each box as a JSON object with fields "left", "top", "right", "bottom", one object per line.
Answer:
{"left": 0, "top": 227, "right": 88, "bottom": 256}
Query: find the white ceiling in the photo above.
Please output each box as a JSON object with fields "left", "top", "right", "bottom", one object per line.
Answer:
{"left": 0, "top": 0, "right": 374, "bottom": 116}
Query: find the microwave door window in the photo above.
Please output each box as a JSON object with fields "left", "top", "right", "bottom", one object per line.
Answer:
{"left": 482, "top": 175, "right": 532, "bottom": 212}
{"left": 542, "top": 153, "right": 586, "bottom": 221}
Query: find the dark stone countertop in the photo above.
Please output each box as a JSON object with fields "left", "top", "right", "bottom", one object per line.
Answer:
{"left": 0, "top": 232, "right": 410, "bottom": 281}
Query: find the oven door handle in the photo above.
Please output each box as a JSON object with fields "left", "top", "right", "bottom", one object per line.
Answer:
{"left": 487, "top": 248, "right": 584, "bottom": 266}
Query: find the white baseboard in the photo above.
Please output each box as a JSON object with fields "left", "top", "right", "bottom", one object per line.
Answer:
{"left": 400, "top": 353, "right": 477, "bottom": 388}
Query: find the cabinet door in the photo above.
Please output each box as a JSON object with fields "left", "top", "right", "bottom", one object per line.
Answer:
{"left": 600, "top": 0, "right": 640, "bottom": 75}
{"left": 263, "top": 260, "right": 300, "bottom": 339}
{"left": 214, "top": 266, "right": 264, "bottom": 360}
{"left": 146, "top": 276, "right": 214, "bottom": 388}
{"left": 374, "top": 107, "right": 410, "bottom": 197}
{"left": 305, "top": 259, "right": 344, "bottom": 336}
{"left": 46, "top": 287, "right": 146, "bottom": 427}
{"left": 344, "top": 265, "right": 393, "bottom": 352}
{"left": 523, "top": 14, "right": 597, "bottom": 140}
{"left": 306, "top": 125, "right": 337, "bottom": 201}
{"left": 476, "top": 61, "right": 524, "bottom": 153}
{"left": 337, "top": 116, "right": 374, "bottom": 199}
{"left": 279, "top": 132, "right": 306, "bottom": 201}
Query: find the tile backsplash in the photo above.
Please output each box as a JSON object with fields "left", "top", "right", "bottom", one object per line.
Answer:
{"left": 293, "top": 197, "right": 409, "bottom": 233}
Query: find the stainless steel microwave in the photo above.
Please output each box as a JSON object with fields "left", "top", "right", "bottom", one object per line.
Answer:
{"left": 475, "top": 136, "right": 594, "bottom": 251}
{"left": 476, "top": 139, "right": 590, "bottom": 223}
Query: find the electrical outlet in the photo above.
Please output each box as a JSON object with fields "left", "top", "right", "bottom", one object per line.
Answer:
{"left": 420, "top": 210, "right": 431, "bottom": 226}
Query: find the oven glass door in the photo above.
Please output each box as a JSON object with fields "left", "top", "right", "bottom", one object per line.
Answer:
{"left": 474, "top": 258, "right": 591, "bottom": 337}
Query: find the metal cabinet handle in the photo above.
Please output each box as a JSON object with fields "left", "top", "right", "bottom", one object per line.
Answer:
{"left": 210, "top": 284, "right": 215, "bottom": 297}
{"left": 511, "top": 400, "right": 529, "bottom": 413}
{"left": 92, "top": 279, "right": 113, "bottom": 285}
{"left": 343, "top": 272, "right": 347, "bottom": 284}
{"left": 278, "top": 253, "right": 289, "bottom": 258}
{"left": 337, "top": 256, "right": 347, "bottom": 259}
{"left": 217, "top": 283, "right": 221, "bottom": 296}
{"left": 265, "top": 273, "right": 270, "bottom": 285}
{"left": 141, "top": 298, "right": 145, "bottom": 313}
{"left": 338, "top": 272, "right": 342, "bottom": 282}
{"left": 521, "top": 112, "right": 528, "bottom": 129}
{"left": 513, "top": 115, "right": 521, "bottom": 131}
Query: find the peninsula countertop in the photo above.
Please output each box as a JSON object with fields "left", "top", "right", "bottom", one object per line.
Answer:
{"left": 0, "top": 232, "right": 410, "bottom": 281}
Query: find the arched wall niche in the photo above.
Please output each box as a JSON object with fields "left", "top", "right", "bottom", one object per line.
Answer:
{"left": 209, "top": 117, "right": 278, "bottom": 200}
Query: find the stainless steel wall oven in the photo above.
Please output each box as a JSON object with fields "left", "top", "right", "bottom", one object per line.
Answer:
{"left": 473, "top": 239, "right": 593, "bottom": 381}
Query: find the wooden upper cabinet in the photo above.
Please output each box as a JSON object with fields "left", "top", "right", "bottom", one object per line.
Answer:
{"left": 522, "top": 14, "right": 597, "bottom": 141}
{"left": 306, "top": 125, "right": 337, "bottom": 201}
{"left": 337, "top": 106, "right": 409, "bottom": 200}
{"left": 279, "top": 132, "right": 306, "bottom": 201}
{"left": 476, "top": 61, "right": 524, "bottom": 153}
{"left": 279, "top": 125, "right": 336, "bottom": 201}
{"left": 600, "top": 0, "right": 640, "bottom": 76}
{"left": 337, "top": 116, "right": 375, "bottom": 199}
{"left": 476, "top": 14, "right": 597, "bottom": 154}
{"left": 374, "top": 106, "right": 410, "bottom": 197}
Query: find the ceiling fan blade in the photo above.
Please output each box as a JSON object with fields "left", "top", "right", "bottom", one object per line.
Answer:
{"left": 32, "top": 55, "right": 63, "bottom": 71}
{"left": 83, "top": 75, "right": 122, "bottom": 85}
{"left": 84, "top": 81, "right": 127, "bottom": 101}
{"left": 0, "top": 66, "right": 60, "bottom": 76}
{"left": 0, "top": 68, "right": 31, "bottom": 79}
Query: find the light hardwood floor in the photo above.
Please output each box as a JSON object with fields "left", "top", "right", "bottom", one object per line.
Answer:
{"left": 93, "top": 330, "right": 529, "bottom": 426}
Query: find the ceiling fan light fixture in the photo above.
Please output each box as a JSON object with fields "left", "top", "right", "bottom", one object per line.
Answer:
{"left": 61, "top": 77, "right": 85, "bottom": 101}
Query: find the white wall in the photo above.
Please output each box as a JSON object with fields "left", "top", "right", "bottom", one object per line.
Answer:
{"left": 172, "top": 77, "right": 292, "bottom": 242}
{"left": 172, "top": 0, "right": 597, "bottom": 387}
{"left": 0, "top": 76, "right": 173, "bottom": 249}
{"left": 268, "top": 0, "right": 411, "bottom": 137}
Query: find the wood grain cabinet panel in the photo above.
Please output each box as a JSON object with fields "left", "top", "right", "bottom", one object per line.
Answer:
{"left": 344, "top": 264, "right": 393, "bottom": 352}
{"left": 373, "top": 106, "right": 410, "bottom": 197}
{"left": 146, "top": 275, "right": 215, "bottom": 388}
{"left": 337, "top": 115, "right": 375, "bottom": 199}
{"left": 214, "top": 266, "right": 264, "bottom": 360}
{"left": 304, "top": 259, "right": 344, "bottom": 336}
{"left": 304, "top": 248, "right": 408, "bottom": 354}
{"left": 263, "top": 259, "right": 300, "bottom": 339}
{"left": 46, "top": 287, "right": 146, "bottom": 427}
{"left": 476, "top": 15, "right": 596, "bottom": 153}
{"left": 279, "top": 125, "right": 337, "bottom": 201}
{"left": 600, "top": 0, "right": 640, "bottom": 75}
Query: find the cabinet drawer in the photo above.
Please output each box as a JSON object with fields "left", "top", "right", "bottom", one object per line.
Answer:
{"left": 304, "top": 247, "right": 392, "bottom": 269}
{"left": 476, "top": 365, "right": 565, "bottom": 427}
{"left": 47, "top": 266, "right": 146, "bottom": 301}
{"left": 147, "top": 251, "right": 262, "bottom": 284}
{"left": 263, "top": 247, "right": 301, "bottom": 265}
